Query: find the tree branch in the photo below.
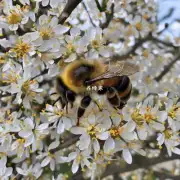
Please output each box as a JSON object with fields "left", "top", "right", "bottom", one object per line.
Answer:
{"left": 58, "top": 0, "right": 83, "bottom": 24}
{"left": 101, "top": 3, "right": 115, "bottom": 29}
{"left": 111, "top": 34, "right": 152, "bottom": 61}
{"left": 110, "top": 34, "right": 177, "bottom": 62}
{"left": 50, "top": 135, "right": 79, "bottom": 153}
{"left": 102, "top": 153, "right": 179, "bottom": 178}
{"left": 72, "top": 152, "right": 179, "bottom": 180}
{"left": 82, "top": 2, "right": 96, "bottom": 27}
{"left": 154, "top": 53, "right": 180, "bottom": 82}
{"left": 153, "top": 171, "right": 180, "bottom": 180}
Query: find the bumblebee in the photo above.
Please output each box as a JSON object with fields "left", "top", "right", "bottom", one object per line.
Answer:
{"left": 56, "top": 59, "right": 139, "bottom": 124}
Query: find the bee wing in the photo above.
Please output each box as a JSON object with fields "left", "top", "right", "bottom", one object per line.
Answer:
{"left": 86, "top": 61, "right": 139, "bottom": 84}
{"left": 115, "top": 61, "right": 140, "bottom": 76}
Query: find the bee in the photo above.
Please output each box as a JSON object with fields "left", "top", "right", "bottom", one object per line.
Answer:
{"left": 56, "top": 59, "right": 139, "bottom": 124}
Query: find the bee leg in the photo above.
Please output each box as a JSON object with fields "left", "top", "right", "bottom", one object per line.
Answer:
{"left": 50, "top": 92, "right": 58, "bottom": 96}
{"left": 118, "top": 101, "right": 126, "bottom": 109}
{"left": 66, "top": 90, "right": 76, "bottom": 109}
{"left": 53, "top": 97, "right": 62, "bottom": 106}
{"left": 77, "top": 96, "right": 91, "bottom": 126}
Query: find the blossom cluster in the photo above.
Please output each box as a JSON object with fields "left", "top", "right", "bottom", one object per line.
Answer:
{"left": 0, "top": 0, "right": 179, "bottom": 179}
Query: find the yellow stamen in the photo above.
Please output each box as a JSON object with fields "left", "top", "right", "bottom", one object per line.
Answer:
{"left": 7, "top": 10, "right": 22, "bottom": 24}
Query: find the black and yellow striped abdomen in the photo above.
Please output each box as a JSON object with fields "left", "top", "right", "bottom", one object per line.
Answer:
{"left": 102, "top": 76, "right": 132, "bottom": 109}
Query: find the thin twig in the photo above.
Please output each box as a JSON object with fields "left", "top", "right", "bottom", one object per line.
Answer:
{"left": 58, "top": 0, "right": 83, "bottom": 24}
{"left": 101, "top": 3, "right": 115, "bottom": 29}
{"left": 111, "top": 34, "right": 153, "bottom": 62}
{"left": 154, "top": 53, "right": 180, "bottom": 82}
{"left": 31, "top": 69, "right": 48, "bottom": 80}
{"left": 50, "top": 135, "right": 79, "bottom": 153}
{"left": 82, "top": 2, "right": 96, "bottom": 27}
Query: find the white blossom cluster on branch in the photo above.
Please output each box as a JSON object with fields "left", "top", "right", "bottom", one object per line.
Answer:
{"left": 0, "top": 0, "right": 180, "bottom": 179}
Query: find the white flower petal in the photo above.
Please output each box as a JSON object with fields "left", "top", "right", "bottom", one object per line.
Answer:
{"left": 68, "top": 152, "right": 78, "bottom": 161}
{"left": 57, "top": 120, "right": 65, "bottom": 134}
{"left": 96, "top": 131, "right": 109, "bottom": 140}
{"left": 137, "top": 127, "right": 147, "bottom": 140}
{"left": 151, "top": 121, "right": 165, "bottom": 131}
{"left": 125, "top": 121, "right": 136, "bottom": 132}
{"left": 48, "top": 141, "right": 60, "bottom": 151}
{"left": 54, "top": 25, "right": 70, "bottom": 36}
{"left": 42, "top": 0, "right": 49, "bottom": 6}
{"left": 70, "top": 27, "right": 81, "bottom": 36}
{"left": 172, "top": 147, "right": 180, "bottom": 155}
{"left": 157, "top": 133, "right": 165, "bottom": 146}
{"left": 16, "top": 167, "right": 27, "bottom": 176}
{"left": 25, "top": 117, "right": 34, "bottom": 129}
{"left": 50, "top": 159, "right": 55, "bottom": 171}
{"left": 19, "top": 130, "right": 32, "bottom": 138}
{"left": 24, "top": 134, "right": 34, "bottom": 147}
{"left": 71, "top": 127, "right": 86, "bottom": 135}
{"left": 62, "top": 117, "right": 72, "bottom": 130}
{"left": 4, "top": 167, "right": 13, "bottom": 177}
{"left": 93, "top": 139, "right": 100, "bottom": 153}
{"left": 72, "top": 159, "right": 79, "bottom": 174}
{"left": 158, "top": 111, "right": 168, "bottom": 122}
{"left": 79, "top": 134, "right": 90, "bottom": 150}
{"left": 88, "top": 114, "right": 96, "bottom": 125}
{"left": 122, "top": 149, "right": 132, "bottom": 164}
{"left": 41, "top": 156, "right": 51, "bottom": 167}
{"left": 104, "top": 138, "right": 115, "bottom": 154}
{"left": 37, "top": 123, "right": 49, "bottom": 131}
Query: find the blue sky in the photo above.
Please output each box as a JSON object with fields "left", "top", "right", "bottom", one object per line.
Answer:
{"left": 158, "top": 0, "right": 180, "bottom": 37}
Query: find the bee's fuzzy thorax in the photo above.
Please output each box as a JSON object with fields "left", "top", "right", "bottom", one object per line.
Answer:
{"left": 60, "top": 60, "right": 106, "bottom": 94}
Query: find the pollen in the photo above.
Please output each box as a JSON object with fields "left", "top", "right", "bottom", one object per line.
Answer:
{"left": 0, "top": 56, "right": 6, "bottom": 64}
{"left": 145, "top": 75, "right": 152, "bottom": 84}
{"left": 13, "top": 41, "right": 31, "bottom": 58}
{"left": 109, "top": 126, "right": 123, "bottom": 138}
{"left": 131, "top": 109, "right": 144, "bottom": 126}
{"left": 7, "top": 10, "right": 22, "bottom": 25}
{"left": 22, "top": 80, "right": 36, "bottom": 97}
{"left": 168, "top": 105, "right": 179, "bottom": 119}
{"left": 126, "top": 25, "right": 133, "bottom": 36}
{"left": 17, "top": 138, "right": 25, "bottom": 144}
{"left": 40, "top": 28, "right": 54, "bottom": 40}
{"left": 164, "top": 129, "right": 172, "bottom": 139}
{"left": 143, "top": 50, "right": 149, "bottom": 58}
{"left": 2, "top": 72, "right": 19, "bottom": 83}
{"left": 66, "top": 43, "right": 75, "bottom": 52}
{"left": 135, "top": 22, "right": 143, "bottom": 31}
{"left": 91, "top": 40, "right": 100, "bottom": 49}
{"left": 87, "top": 125, "right": 96, "bottom": 138}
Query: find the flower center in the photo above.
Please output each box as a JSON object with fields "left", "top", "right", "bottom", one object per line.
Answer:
{"left": 2, "top": 72, "right": 19, "bottom": 83}
{"left": 7, "top": 10, "right": 22, "bottom": 24}
{"left": 0, "top": 56, "right": 6, "bottom": 64}
{"left": 135, "top": 22, "right": 143, "bottom": 31}
{"left": 91, "top": 40, "right": 100, "bottom": 49}
{"left": 109, "top": 127, "right": 120, "bottom": 138}
{"left": 13, "top": 42, "right": 31, "bottom": 58}
{"left": 17, "top": 138, "right": 25, "bottom": 144}
{"left": 168, "top": 105, "right": 179, "bottom": 119}
{"left": 22, "top": 80, "right": 36, "bottom": 97}
{"left": 131, "top": 109, "right": 144, "bottom": 126}
{"left": 144, "top": 107, "right": 157, "bottom": 123}
{"left": 143, "top": 50, "right": 149, "bottom": 58}
{"left": 87, "top": 125, "right": 96, "bottom": 138}
{"left": 164, "top": 129, "right": 172, "bottom": 139}
{"left": 40, "top": 28, "right": 54, "bottom": 40}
